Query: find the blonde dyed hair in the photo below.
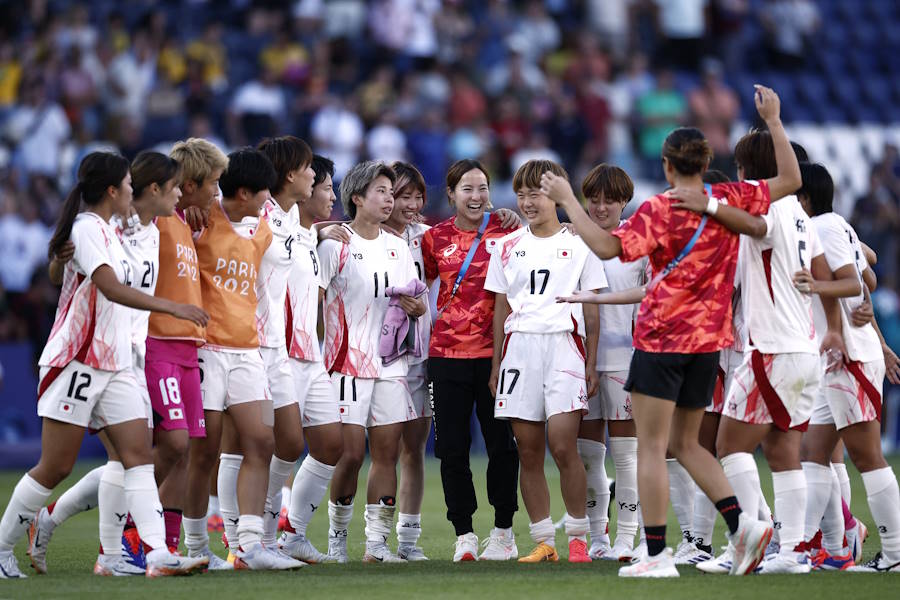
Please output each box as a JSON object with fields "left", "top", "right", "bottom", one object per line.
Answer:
{"left": 170, "top": 138, "right": 228, "bottom": 184}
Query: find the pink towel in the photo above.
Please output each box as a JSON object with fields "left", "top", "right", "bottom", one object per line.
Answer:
{"left": 379, "top": 279, "right": 428, "bottom": 366}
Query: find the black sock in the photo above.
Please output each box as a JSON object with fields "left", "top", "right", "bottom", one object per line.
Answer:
{"left": 715, "top": 496, "right": 742, "bottom": 535}
{"left": 644, "top": 525, "right": 666, "bottom": 557}
{"left": 697, "top": 542, "right": 713, "bottom": 554}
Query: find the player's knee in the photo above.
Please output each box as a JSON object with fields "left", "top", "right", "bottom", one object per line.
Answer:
{"left": 158, "top": 432, "right": 190, "bottom": 461}
{"left": 275, "top": 433, "right": 304, "bottom": 463}
{"left": 242, "top": 429, "right": 275, "bottom": 463}
{"left": 33, "top": 460, "right": 73, "bottom": 488}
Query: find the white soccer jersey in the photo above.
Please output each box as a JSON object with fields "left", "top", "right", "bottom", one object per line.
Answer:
{"left": 484, "top": 226, "right": 607, "bottom": 335}
{"left": 286, "top": 223, "right": 322, "bottom": 362}
{"left": 319, "top": 225, "right": 419, "bottom": 378}
{"left": 596, "top": 254, "right": 648, "bottom": 372}
{"left": 739, "top": 196, "right": 822, "bottom": 355}
{"left": 256, "top": 199, "right": 303, "bottom": 348}
{"left": 810, "top": 213, "right": 882, "bottom": 363}
{"left": 402, "top": 222, "right": 432, "bottom": 366}
{"left": 39, "top": 212, "right": 134, "bottom": 371}
{"left": 118, "top": 219, "right": 160, "bottom": 362}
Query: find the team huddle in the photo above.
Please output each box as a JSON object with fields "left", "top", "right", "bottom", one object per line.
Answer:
{"left": 0, "top": 85, "right": 898, "bottom": 580}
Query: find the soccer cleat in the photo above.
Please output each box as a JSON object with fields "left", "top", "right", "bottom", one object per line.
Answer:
{"left": 847, "top": 551, "right": 900, "bottom": 573}
{"left": 610, "top": 540, "right": 638, "bottom": 562}
{"left": 0, "top": 550, "right": 26, "bottom": 579}
{"left": 479, "top": 528, "right": 518, "bottom": 561}
{"left": 589, "top": 538, "right": 613, "bottom": 560}
{"left": 27, "top": 506, "right": 55, "bottom": 574}
{"left": 122, "top": 526, "right": 146, "bottom": 571}
{"left": 812, "top": 550, "right": 855, "bottom": 571}
{"left": 728, "top": 514, "right": 773, "bottom": 575}
{"left": 758, "top": 553, "right": 812, "bottom": 574}
{"left": 619, "top": 547, "right": 679, "bottom": 578}
{"left": 674, "top": 541, "right": 713, "bottom": 565}
{"left": 397, "top": 543, "right": 429, "bottom": 561}
{"left": 278, "top": 507, "right": 289, "bottom": 532}
{"left": 327, "top": 530, "right": 350, "bottom": 564}
{"left": 188, "top": 545, "right": 233, "bottom": 571}
{"left": 226, "top": 550, "right": 237, "bottom": 565}
{"left": 696, "top": 544, "right": 734, "bottom": 574}
{"left": 845, "top": 520, "right": 868, "bottom": 563}
{"left": 518, "top": 542, "right": 559, "bottom": 563}
{"left": 207, "top": 514, "right": 224, "bottom": 532}
{"left": 234, "top": 544, "right": 305, "bottom": 570}
{"left": 93, "top": 553, "right": 146, "bottom": 576}
{"left": 363, "top": 542, "right": 406, "bottom": 563}
{"left": 568, "top": 539, "right": 592, "bottom": 563}
{"left": 280, "top": 533, "right": 331, "bottom": 564}
{"left": 144, "top": 548, "right": 208, "bottom": 577}
{"left": 454, "top": 532, "right": 479, "bottom": 562}
{"left": 764, "top": 538, "right": 780, "bottom": 558}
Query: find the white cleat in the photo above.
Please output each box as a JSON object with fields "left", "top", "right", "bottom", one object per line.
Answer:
{"left": 610, "top": 540, "right": 638, "bottom": 562}
{"left": 397, "top": 544, "right": 429, "bottom": 561}
{"left": 145, "top": 548, "right": 208, "bottom": 577}
{"left": 589, "top": 538, "right": 613, "bottom": 561}
{"left": 728, "top": 514, "right": 773, "bottom": 575}
{"left": 453, "top": 532, "right": 479, "bottom": 562}
{"left": 757, "top": 553, "right": 811, "bottom": 574}
{"left": 847, "top": 551, "right": 900, "bottom": 573}
{"left": 188, "top": 545, "right": 233, "bottom": 571}
{"left": 27, "top": 506, "right": 55, "bottom": 574}
{"left": 93, "top": 554, "right": 146, "bottom": 576}
{"left": 845, "top": 520, "right": 868, "bottom": 563}
{"left": 363, "top": 542, "right": 406, "bottom": 563}
{"left": 234, "top": 544, "right": 305, "bottom": 570}
{"left": 327, "top": 531, "right": 349, "bottom": 564}
{"left": 479, "top": 528, "right": 518, "bottom": 561}
{"left": 0, "top": 550, "right": 26, "bottom": 579}
{"left": 696, "top": 544, "right": 734, "bottom": 574}
{"left": 280, "top": 533, "right": 331, "bottom": 564}
{"left": 618, "top": 547, "right": 679, "bottom": 578}
{"left": 674, "top": 541, "right": 714, "bottom": 565}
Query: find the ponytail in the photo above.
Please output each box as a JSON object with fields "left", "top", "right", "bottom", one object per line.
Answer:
{"left": 48, "top": 152, "right": 130, "bottom": 260}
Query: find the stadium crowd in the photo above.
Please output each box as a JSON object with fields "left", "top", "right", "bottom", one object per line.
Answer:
{"left": 0, "top": 0, "right": 899, "bottom": 357}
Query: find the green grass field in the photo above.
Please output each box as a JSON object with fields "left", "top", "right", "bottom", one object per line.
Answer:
{"left": 1, "top": 455, "right": 898, "bottom": 599}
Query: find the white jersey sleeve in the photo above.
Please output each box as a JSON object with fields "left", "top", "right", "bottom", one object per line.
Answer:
{"left": 256, "top": 201, "right": 302, "bottom": 348}
{"left": 119, "top": 219, "right": 160, "bottom": 363}
{"left": 72, "top": 214, "right": 117, "bottom": 278}
{"left": 286, "top": 225, "right": 323, "bottom": 362}
{"left": 404, "top": 222, "right": 432, "bottom": 365}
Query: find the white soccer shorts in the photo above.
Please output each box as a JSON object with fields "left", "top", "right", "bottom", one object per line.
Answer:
{"left": 261, "top": 346, "right": 297, "bottom": 410}
{"left": 198, "top": 347, "right": 271, "bottom": 412}
{"left": 494, "top": 331, "right": 589, "bottom": 422}
{"left": 585, "top": 370, "right": 632, "bottom": 421}
{"left": 407, "top": 361, "right": 433, "bottom": 419}
{"left": 330, "top": 373, "right": 416, "bottom": 428}
{"left": 711, "top": 348, "right": 744, "bottom": 414}
{"left": 810, "top": 358, "right": 885, "bottom": 429}
{"left": 290, "top": 358, "right": 341, "bottom": 427}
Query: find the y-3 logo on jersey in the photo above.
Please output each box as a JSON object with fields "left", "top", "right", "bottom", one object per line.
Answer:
{"left": 352, "top": 252, "right": 364, "bottom": 260}
{"left": 514, "top": 251, "right": 526, "bottom": 257}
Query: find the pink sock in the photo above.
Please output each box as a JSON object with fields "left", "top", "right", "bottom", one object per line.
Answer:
{"left": 164, "top": 509, "right": 183, "bottom": 550}
{"left": 842, "top": 499, "right": 857, "bottom": 530}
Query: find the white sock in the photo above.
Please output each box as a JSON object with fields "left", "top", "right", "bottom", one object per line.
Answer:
{"left": 98, "top": 461, "right": 127, "bottom": 556}
{"left": 281, "top": 485, "right": 291, "bottom": 510}
{"left": 565, "top": 516, "right": 590, "bottom": 543}
{"left": 49, "top": 466, "right": 102, "bottom": 526}
{"left": 821, "top": 467, "right": 845, "bottom": 553}
{"left": 721, "top": 453, "right": 761, "bottom": 528}
{"left": 328, "top": 500, "right": 353, "bottom": 538}
{"left": 577, "top": 438, "right": 609, "bottom": 544}
{"left": 290, "top": 457, "right": 335, "bottom": 536}
{"left": 666, "top": 458, "right": 695, "bottom": 541}
{"left": 207, "top": 495, "right": 220, "bottom": 518}
{"left": 832, "top": 462, "right": 851, "bottom": 506}
{"left": 771, "top": 470, "right": 806, "bottom": 555}
{"left": 861, "top": 467, "right": 900, "bottom": 558}
{"left": 124, "top": 464, "right": 165, "bottom": 550}
{"left": 609, "top": 436, "right": 639, "bottom": 548}
{"left": 691, "top": 490, "right": 717, "bottom": 550}
{"left": 263, "top": 456, "right": 294, "bottom": 546}
{"left": 364, "top": 502, "right": 395, "bottom": 545}
{"left": 757, "top": 477, "right": 776, "bottom": 544}
{"left": 396, "top": 513, "right": 421, "bottom": 546}
{"left": 802, "top": 461, "right": 833, "bottom": 542}
{"left": 0, "top": 474, "right": 52, "bottom": 551}
{"left": 529, "top": 517, "right": 556, "bottom": 547}
{"left": 237, "top": 513, "right": 264, "bottom": 550}
{"left": 217, "top": 453, "right": 243, "bottom": 547}
{"left": 183, "top": 516, "right": 209, "bottom": 553}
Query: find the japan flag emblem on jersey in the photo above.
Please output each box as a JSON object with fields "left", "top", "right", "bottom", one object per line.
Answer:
{"left": 557, "top": 248, "right": 572, "bottom": 259}
{"left": 388, "top": 249, "right": 398, "bottom": 259}
{"left": 411, "top": 238, "right": 420, "bottom": 249}
{"left": 58, "top": 401, "right": 74, "bottom": 415}
{"left": 486, "top": 239, "right": 498, "bottom": 253}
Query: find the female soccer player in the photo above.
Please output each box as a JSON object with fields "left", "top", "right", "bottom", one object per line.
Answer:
{"left": 486, "top": 159, "right": 606, "bottom": 564}
{"left": 0, "top": 152, "right": 209, "bottom": 579}
{"left": 543, "top": 85, "right": 799, "bottom": 577}
{"left": 320, "top": 161, "right": 425, "bottom": 563}
{"left": 421, "top": 159, "right": 521, "bottom": 562}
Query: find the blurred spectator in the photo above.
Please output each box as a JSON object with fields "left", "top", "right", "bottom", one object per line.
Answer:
{"left": 366, "top": 112, "right": 407, "bottom": 164}
{"left": 636, "top": 69, "right": 686, "bottom": 178}
{"left": 0, "top": 41, "right": 22, "bottom": 108}
{"left": 0, "top": 196, "right": 50, "bottom": 297}
{"left": 510, "top": 131, "right": 562, "bottom": 173}
{"left": 654, "top": 0, "right": 709, "bottom": 71}
{"left": 513, "top": 1, "right": 561, "bottom": 64}
{"left": 310, "top": 96, "right": 364, "bottom": 181}
{"left": 106, "top": 30, "right": 156, "bottom": 124}
{"left": 228, "top": 67, "right": 287, "bottom": 146}
{"left": 760, "top": 0, "right": 820, "bottom": 70}
{"left": 406, "top": 107, "right": 449, "bottom": 185}
{"left": 369, "top": 0, "right": 440, "bottom": 60}
{"left": 711, "top": 0, "right": 750, "bottom": 72}
{"left": 852, "top": 163, "right": 900, "bottom": 287}
{"left": 447, "top": 70, "right": 487, "bottom": 127}
{"left": 586, "top": 0, "right": 633, "bottom": 61}
{"left": 3, "top": 76, "right": 71, "bottom": 180}
{"left": 260, "top": 27, "right": 311, "bottom": 87}
{"left": 186, "top": 21, "right": 228, "bottom": 92}
{"left": 688, "top": 58, "right": 739, "bottom": 176}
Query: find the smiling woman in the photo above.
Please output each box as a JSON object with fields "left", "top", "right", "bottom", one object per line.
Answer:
{"left": 420, "top": 159, "right": 521, "bottom": 561}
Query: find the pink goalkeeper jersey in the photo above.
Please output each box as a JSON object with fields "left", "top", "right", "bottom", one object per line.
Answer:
{"left": 39, "top": 212, "right": 134, "bottom": 371}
